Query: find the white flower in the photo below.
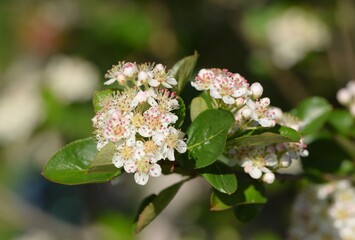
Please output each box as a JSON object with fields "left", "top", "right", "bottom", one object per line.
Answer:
{"left": 245, "top": 98, "right": 276, "bottom": 127}
{"left": 112, "top": 141, "right": 144, "bottom": 168}
{"left": 159, "top": 127, "right": 187, "bottom": 161}
{"left": 192, "top": 69, "right": 215, "bottom": 90}
{"left": 122, "top": 62, "right": 138, "bottom": 78}
{"left": 148, "top": 64, "right": 177, "bottom": 88}
{"left": 133, "top": 157, "right": 162, "bottom": 185}
{"left": 210, "top": 74, "right": 239, "bottom": 104}
{"left": 241, "top": 159, "right": 263, "bottom": 179}
{"left": 45, "top": 55, "right": 99, "bottom": 103}
{"left": 138, "top": 106, "right": 171, "bottom": 138}
{"left": 103, "top": 110, "right": 132, "bottom": 143}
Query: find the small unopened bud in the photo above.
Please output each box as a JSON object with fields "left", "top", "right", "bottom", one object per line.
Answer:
{"left": 251, "top": 82, "right": 263, "bottom": 99}
{"left": 337, "top": 88, "right": 352, "bottom": 105}
{"left": 260, "top": 97, "right": 270, "bottom": 107}
{"left": 138, "top": 71, "right": 149, "bottom": 82}
{"left": 235, "top": 97, "right": 244, "bottom": 107}
{"left": 280, "top": 153, "right": 291, "bottom": 167}
{"left": 154, "top": 63, "right": 165, "bottom": 72}
{"left": 122, "top": 62, "right": 138, "bottom": 77}
{"left": 116, "top": 72, "right": 126, "bottom": 83}
{"left": 262, "top": 172, "right": 275, "bottom": 184}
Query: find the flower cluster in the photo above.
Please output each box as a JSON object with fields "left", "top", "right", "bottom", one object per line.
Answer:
{"left": 337, "top": 80, "right": 355, "bottom": 116}
{"left": 192, "top": 68, "right": 277, "bottom": 128}
{"left": 289, "top": 180, "right": 355, "bottom": 240}
{"left": 228, "top": 112, "right": 308, "bottom": 184}
{"left": 92, "top": 62, "right": 187, "bottom": 185}
{"left": 191, "top": 69, "right": 308, "bottom": 183}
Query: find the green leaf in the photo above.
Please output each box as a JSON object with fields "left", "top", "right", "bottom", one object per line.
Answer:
{"left": 228, "top": 125, "right": 301, "bottom": 147}
{"left": 187, "top": 109, "right": 235, "bottom": 168}
{"left": 291, "top": 97, "right": 332, "bottom": 137}
{"left": 302, "top": 138, "right": 350, "bottom": 174}
{"left": 190, "top": 96, "right": 209, "bottom": 121}
{"left": 210, "top": 180, "right": 267, "bottom": 211}
{"left": 201, "top": 162, "right": 237, "bottom": 195}
{"left": 42, "top": 138, "right": 121, "bottom": 185}
{"left": 134, "top": 180, "right": 185, "bottom": 233}
{"left": 173, "top": 97, "right": 186, "bottom": 128}
{"left": 93, "top": 89, "right": 114, "bottom": 112}
{"left": 234, "top": 204, "right": 264, "bottom": 222}
{"left": 170, "top": 51, "right": 199, "bottom": 94}
{"left": 88, "top": 141, "right": 117, "bottom": 173}
{"left": 328, "top": 109, "right": 355, "bottom": 136}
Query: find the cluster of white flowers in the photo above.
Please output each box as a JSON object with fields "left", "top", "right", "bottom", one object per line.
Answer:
{"left": 92, "top": 62, "right": 187, "bottom": 185}
{"left": 266, "top": 7, "right": 330, "bottom": 69}
{"left": 191, "top": 69, "right": 308, "bottom": 183}
{"left": 192, "top": 68, "right": 277, "bottom": 128}
{"left": 289, "top": 180, "right": 355, "bottom": 240}
{"left": 227, "top": 113, "right": 308, "bottom": 184}
{"left": 337, "top": 80, "right": 355, "bottom": 116}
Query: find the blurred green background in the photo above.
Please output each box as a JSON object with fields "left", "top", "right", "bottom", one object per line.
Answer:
{"left": 0, "top": 0, "right": 354, "bottom": 239}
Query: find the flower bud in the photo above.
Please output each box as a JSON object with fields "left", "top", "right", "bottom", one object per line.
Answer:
{"left": 138, "top": 71, "right": 149, "bottom": 82}
{"left": 263, "top": 172, "right": 275, "bottom": 184}
{"left": 337, "top": 88, "right": 351, "bottom": 105}
{"left": 251, "top": 82, "right": 263, "bottom": 99}
{"left": 280, "top": 153, "right": 291, "bottom": 167}
{"left": 122, "top": 62, "right": 138, "bottom": 77}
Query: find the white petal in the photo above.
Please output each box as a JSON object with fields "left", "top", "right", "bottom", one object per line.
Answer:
{"left": 166, "top": 148, "right": 175, "bottom": 161}
{"left": 134, "top": 172, "right": 149, "bottom": 185}
{"left": 148, "top": 79, "right": 160, "bottom": 87}
{"left": 222, "top": 96, "right": 235, "bottom": 104}
{"left": 138, "top": 126, "right": 152, "bottom": 137}
{"left": 112, "top": 154, "right": 125, "bottom": 168}
{"left": 104, "top": 78, "right": 116, "bottom": 85}
{"left": 210, "top": 88, "right": 221, "bottom": 99}
{"left": 136, "top": 140, "right": 144, "bottom": 148}
{"left": 152, "top": 132, "right": 167, "bottom": 146}
{"left": 126, "top": 134, "right": 136, "bottom": 146}
{"left": 134, "top": 147, "right": 145, "bottom": 160}
{"left": 97, "top": 140, "right": 108, "bottom": 150}
{"left": 149, "top": 163, "right": 162, "bottom": 177}
{"left": 148, "top": 97, "right": 158, "bottom": 106}
{"left": 124, "top": 160, "right": 137, "bottom": 173}
{"left": 167, "top": 77, "right": 177, "bottom": 85}
{"left": 259, "top": 118, "right": 274, "bottom": 127}
{"left": 249, "top": 167, "right": 262, "bottom": 179}
{"left": 162, "top": 82, "right": 173, "bottom": 88}
{"left": 176, "top": 140, "right": 187, "bottom": 153}
{"left": 245, "top": 98, "right": 256, "bottom": 110}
